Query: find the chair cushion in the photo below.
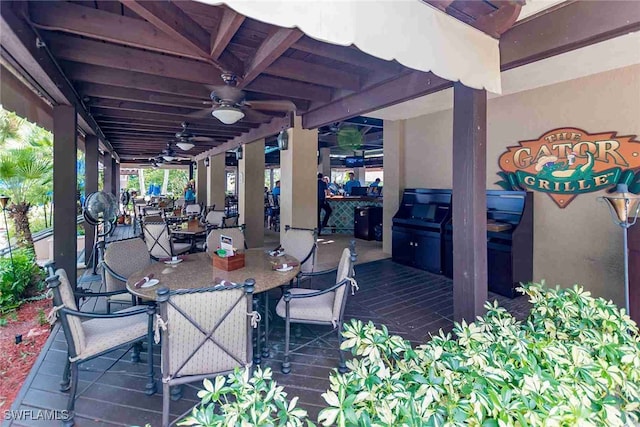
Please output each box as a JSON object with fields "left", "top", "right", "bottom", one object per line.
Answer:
{"left": 173, "top": 242, "right": 192, "bottom": 254}
{"left": 104, "top": 238, "right": 151, "bottom": 293}
{"left": 108, "top": 292, "right": 134, "bottom": 303}
{"left": 275, "top": 288, "right": 335, "bottom": 324}
{"left": 333, "top": 248, "right": 353, "bottom": 318}
{"left": 55, "top": 269, "right": 85, "bottom": 354}
{"left": 75, "top": 306, "right": 148, "bottom": 361}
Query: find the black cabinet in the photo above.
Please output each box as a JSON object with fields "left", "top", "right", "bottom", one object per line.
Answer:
{"left": 354, "top": 206, "right": 382, "bottom": 240}
{"left": 392, "top": 189, "right": 452, "bottom": 274}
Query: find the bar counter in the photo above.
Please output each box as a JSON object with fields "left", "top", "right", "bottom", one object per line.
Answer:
{"left": 323, "top": 196, "right": 383, "bottom": 233}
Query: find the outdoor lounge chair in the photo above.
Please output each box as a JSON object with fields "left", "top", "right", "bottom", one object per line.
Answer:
{"left": 184, "top": 203, "right": 202, "bottom": 217}
{"left": 101, "top": 237, "right": 152, "bottom": 313}
{"left": 275, "top": 241, "right": 357, "bottom": 374}
{"left": 202, "top": 210, "right": 225, "bottom": 228}
{"left": 280, "top": 225, "right": 317, "bottom": 277}
{"left": 142, "top": 221, "right": 191, "bottom": 260}
{"left": 46, "top": 268, "right": 155, "bottom": 427}
{"left": 155, "top": 280, "right": 257, "bottom": 427}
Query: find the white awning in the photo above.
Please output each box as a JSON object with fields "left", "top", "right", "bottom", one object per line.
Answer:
{"left": 201, "top": 0, "right": 502, "bottom": 94}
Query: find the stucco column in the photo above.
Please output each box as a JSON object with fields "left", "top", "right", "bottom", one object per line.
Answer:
{"left": 353, "top": 150, "right": 366, "bottom": 183}
{"left": 280, "top": 116, "right": 318, "bottom": 240}
{"left": 196, "top": 159, "right": 207, "bottom": 204}
{"left": 53, "top": 105, "right": 78, "bottom": 288}
{"left": 382, "top": 120, "right": 405, "bottom": 254}
{"left": 238, "top": 139, "right": 265, "bottom": 248}
{"left": 207, "top": 153, "right": 226, "bottom": 211}
{"left": 318, "top": 147, "right": 331, "bottom": 177}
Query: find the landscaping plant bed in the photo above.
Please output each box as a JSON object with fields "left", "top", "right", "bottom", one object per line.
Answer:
{"left": 0, "top": 298, "right": 52, "bottom": 409}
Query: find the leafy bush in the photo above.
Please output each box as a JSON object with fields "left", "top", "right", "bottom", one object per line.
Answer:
{"left": 184, "top": 283, "right": 640, "bottom": 427}
{"left": 179, "top": 367, "right": 311, "bottom": 426}
{"left": 0, "top": 248, "right": 43, "bottom": 311}
{"left": 320, "top": 283, "right": 640, "bottom": 426}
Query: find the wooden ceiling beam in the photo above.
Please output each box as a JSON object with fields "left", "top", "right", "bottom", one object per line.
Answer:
{"left": 100, "top": 125, "right": 237, "bottom": 138}
{"left": 265, "top": 56, "right": 360, "bottom": 91}
{"left": 423, "top": 1, "right": 455, "bottom": 12}
{"left": 240, "top": 28, "right": 304, "bottom": 87}
{"left": 45, "top": 33, "right": 224, "bottom": 85}
{"left": 210, "top": 8, "right": 245, "bottom": 59}
{"left": 303, "top": 71, "right": 450, "bottom": 129}
{"left": 28, "top": 2, "right": 205, "bottom": 62}
{"left": 77, "top": 82, "right": 209, "bottom": 109}
{"left": 474, "top": 2, "right": 522, "bottom": 38}
{"left": 247, "top": 76, "right": 332, "bottom": 102}
{"left": 293, "top": 37, "right": 403, "bottom": 75}
{"left": 87, "top": 98, "right": 200, "bottom": 117}
{"left": 96, "top": 118, "right": 249, "bottom": 133}
{"left": 89, "top": 107, "right": 260, "bottom": 128}
{"left": 98, "top": 121, "right": 242, "bottom": 135}
{"left": 64, "top": 62, "right": 209, "bottom": 99}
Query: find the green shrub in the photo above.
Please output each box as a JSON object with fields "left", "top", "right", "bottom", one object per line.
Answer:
{"left": 0, "top": 248, "right": 43, "bottom": 312}
{"left": 184, "top": 283, "right": 640, "bottom": 427}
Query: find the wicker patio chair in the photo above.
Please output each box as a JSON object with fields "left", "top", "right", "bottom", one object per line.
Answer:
{"left": 142, "top": 221, "right": 191, "bottom": 260}
{"left": 101, "top": 237, "right": 152, "bottom": 313}
{"left": 155, "top": 279, "right": 257, "bottom": 427}
{"left": 47, "top": 269, "right": 155, "bottom": 427}
{"left": 205, "top": 225, "right": 247, "bottom": 256}
{"left": 275, "top": 241, "right": 357, "bottom": 374}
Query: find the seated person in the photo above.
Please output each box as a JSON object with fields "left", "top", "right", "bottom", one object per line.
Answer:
{"left": 369, "top": 178, "right": 381, "bottom": 187}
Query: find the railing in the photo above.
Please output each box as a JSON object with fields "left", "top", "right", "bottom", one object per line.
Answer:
{"left": 0, "top": 215, "right": 84, "bottom": 257}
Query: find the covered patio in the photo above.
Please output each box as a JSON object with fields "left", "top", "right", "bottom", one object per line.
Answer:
{"left": 1, "top": 0, "right": 639, "bottom": 425}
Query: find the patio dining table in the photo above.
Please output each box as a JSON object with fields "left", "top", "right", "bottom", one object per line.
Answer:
{"left": 126, "top": 250, "right": 300, "bottom": 369}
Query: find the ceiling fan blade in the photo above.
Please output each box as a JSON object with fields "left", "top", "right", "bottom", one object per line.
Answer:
{"left": 186, "top": 108, "right": 212, "bottom": 119}
{"left": 148, "top": 94, "right": 209, "bottom": 106}
{"left": 191, "top": 136, "right": 216, "bottom": 142}
{"left": 242, "top": 109, "right": 272, "bottom": 123}
{"left": 210, "top": 85, "right": 245, "bottom": 104}
{"left": 243, "top": 100, "right": 296, "bottom": 112}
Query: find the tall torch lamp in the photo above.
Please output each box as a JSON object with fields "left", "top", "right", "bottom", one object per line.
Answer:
{"left": 598, "top": 184, "right": 640, "bottom": 313}
{"left": 0, "top": 195, "right": 15, "bottom": 281}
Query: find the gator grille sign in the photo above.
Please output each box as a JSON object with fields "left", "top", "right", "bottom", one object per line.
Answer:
{"left": 497, "top": 128, "right": 640, "bottom": 208}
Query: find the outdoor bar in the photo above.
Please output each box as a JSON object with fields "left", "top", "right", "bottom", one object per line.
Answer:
{"left": 0, "top": 0, "right": 639, "bottom": 426}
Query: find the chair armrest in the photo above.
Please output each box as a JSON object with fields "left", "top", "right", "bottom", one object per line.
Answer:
{"left": 75, "top": 288, "right": 131, "bottom": 298}
{"left": 100, "top": 262, "right": 128, "bottom": 283}
{"left": 60, "top": 306, "right": 151, "bottom": 319}
{"left": 284, "top": 278, "right": 352, "bottom": 301}
{"left": 298, "top": 266, "right": 338, "bottom": 278}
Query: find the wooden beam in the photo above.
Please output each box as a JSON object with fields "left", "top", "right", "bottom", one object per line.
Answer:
{"left": 452, "top": 83, "right": 487, "bottom": 322}
{"left": 423, "top": 1, "right": 454, "bottom": 12}
{"left": 501, "top": 0, "right": 640, "bottom": 70}
{"left": 28, "top": 2, "right": 205, "bottom": 61}
{"left": 89, "top": 107, "right": 260, "bottom": 128}
{"left": 0, "top": 4, "right": 115, "bottom": 157}
{"left": 64, "top": 62, "right": 209, "bottom": 99}
{"left": 266, "top": 56, "right": 360, "bottom": 91}
{"left": 95, "top": 1, "right": 122, "bottom": 14}
{"left": 210, "top": 7, "right": 245, "bottom": 59}
{"left": 293, "top": 36, "right": 402, "bottom": 75}
{"left": 77, "top": 82, "right": 209, "bottom": 109}
{"left": 45, "top": 33, "right": 223, "bottom": 85}
{"left": 99, "top": 123, "right": 240, "bottom": 136}
{"left": 196, "top": 114, "right": 293, "bottom": 159}
{"left": 96, "top": 118, "right": 249, "bottom": 133}
{"left": 303, "top": 71, "right": 449, "bottom": 129}
{"left": 240, "top": 28, "right": 303, "bottom": 87}
{"left": 247, "top": 76, "right": 332, "bottom": 102}
{"left": 87, "top": 98, "right": 199, "bottom": 116}
{"left": 474, "top": 2, "right": 522, "bottom": 38}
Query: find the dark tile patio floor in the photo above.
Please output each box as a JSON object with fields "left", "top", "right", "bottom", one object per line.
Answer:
{"left": 7, "top": 254, "right": 531, "bottom": 426}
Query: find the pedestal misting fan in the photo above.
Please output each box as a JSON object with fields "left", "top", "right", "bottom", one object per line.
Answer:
{"left": 83, "top": 191, "right": 119, "bottom": 273}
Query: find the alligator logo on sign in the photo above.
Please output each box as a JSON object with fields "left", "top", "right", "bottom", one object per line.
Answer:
{"left": 497, "top": 128, "right": 640, "bottom": 208}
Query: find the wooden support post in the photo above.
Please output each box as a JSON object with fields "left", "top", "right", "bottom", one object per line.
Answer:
{"left": 103, "top": 151, "right": 113, "bottom": 195}
{"left": 84, "top": 135, "right": 98, "bottom": 265}
{"left": 452, "top": 83, "right": 487, "bottom": 322}
{"left": 53, "top": 105, "right": 78, "bottom": 287}
{"left": 196, "top": 159, "right": 207, "bottom": 204}
{"left": 114, "top": 161, "right": 121, "bottom": 196}
{"left": 207, "top": 154, "right": 226, "bottom": 211}
{"left": 238, "top": 139, "right": 265, "bottom": 248}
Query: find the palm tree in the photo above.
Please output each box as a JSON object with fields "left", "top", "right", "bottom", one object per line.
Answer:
{"left": 0, "top": 146, "right": 52, "bottom": 251}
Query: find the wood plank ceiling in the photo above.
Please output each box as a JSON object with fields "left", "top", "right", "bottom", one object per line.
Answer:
{"left": 18, "top": 0, "right": 521, "bottom": 163}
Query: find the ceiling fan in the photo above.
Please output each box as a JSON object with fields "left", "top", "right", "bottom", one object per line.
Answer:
{"left": 172, "top": 122, "right": 215, "bottom": 151}
{"left": 320, "top": 122, "right": 342, "bottom": 136}
{"left": 154, "top": 142, "right": 192, "bottom": 164}
{"left": 150, "top": 73, "right": 296, "bottom": 125}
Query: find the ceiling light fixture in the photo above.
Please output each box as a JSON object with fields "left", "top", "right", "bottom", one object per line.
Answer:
{"left": 212, "top": 105, "right": 245, "bottom": 125}
{"left": 162, "top": 155, "right": 175, "bottom": 162}
{"left": 176, "top": 142, "right": 194, "bottom": 151}
{"left": 236, "top": 146, "right": 243, "bottom": 160}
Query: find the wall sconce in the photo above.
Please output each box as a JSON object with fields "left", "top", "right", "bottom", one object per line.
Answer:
{"left": 598, "top": 183, "right": 640, "bottom": 313}
{"left": 236, "top": 146, "right": 243, "bottom": 160}
{"left": 204, "top": 157, "right": 210, "bottom": 167}
{"left": 278, "top": 130, "right": 289, "bottom": 151}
